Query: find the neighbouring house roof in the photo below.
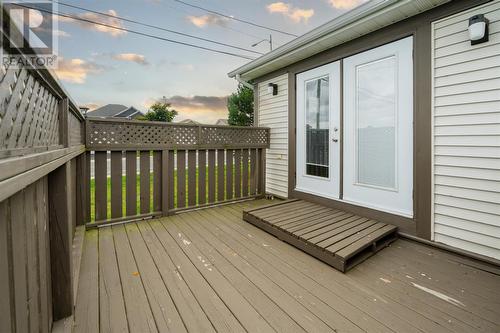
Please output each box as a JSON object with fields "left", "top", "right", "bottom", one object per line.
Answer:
{"left": 228, "top": 0, "right": 450, "bottom": 81}
{"left": 115, "top": 106, "right": 143, "bottom": 119}
{"left": 87, "top": 104, "right": 144, "bottom": 119}
{"left": 178, "top": 119, "right": 200, "bottom": 125}
{"left": 215, "top": 119, "right": 229, "bottom": 126}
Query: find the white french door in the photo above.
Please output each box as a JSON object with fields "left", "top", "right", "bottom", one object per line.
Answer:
{"left": 296, "top": 61, "right": 341, "bottom": 199}
{"left": 343, "top": 37, "right": 413, "bottom": 217}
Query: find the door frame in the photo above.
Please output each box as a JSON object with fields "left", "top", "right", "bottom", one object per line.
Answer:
{"left": 295, "top": 61, "right": 341, "bottom": 200}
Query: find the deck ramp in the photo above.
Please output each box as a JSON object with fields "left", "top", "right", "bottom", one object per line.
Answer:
{"left": 243, "top": 199, "right": 398, "bottom": 272}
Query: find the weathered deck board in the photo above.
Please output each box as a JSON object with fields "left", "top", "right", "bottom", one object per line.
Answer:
{"left": 148, "top": 219, "right": 245, "bottom": 332}
{"left": 73, "top": 200, "right": 500, "bottom": 333}
{"left": 98, "top": 227, "right": 128, "bottom": 333}
{"left": 135, "top": 221, "right": 216, "bottom": 332}
{"left": 124, "top": 223, "right": 187, "bottom": 332}
{"left": 244, "top": 200, "right": 398, "bottom": 272}
{"left": 112, "top": 225, "right": 158, "bottom": 332}
{"left": 73, "top": 230, "right": 99, "bottom": 333}
{"left": 174, "top": 212, "right": 308, "bottom": 333}
{"left": 163, "top": 216, "right": 274, "bottom": 332}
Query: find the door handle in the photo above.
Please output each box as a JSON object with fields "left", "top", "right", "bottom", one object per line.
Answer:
{"left": 332, "top": 127, "right": 339, "bottom": 142}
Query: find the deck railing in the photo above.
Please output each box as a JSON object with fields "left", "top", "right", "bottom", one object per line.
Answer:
{"left": 0, "top": 45, "right": 86, "bottom": 331}
{"left": 85, "top": 118, "right": 270, "bottom": 224}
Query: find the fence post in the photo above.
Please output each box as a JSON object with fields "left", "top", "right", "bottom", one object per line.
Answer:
{"left": 162, "top": 150, "right": 174, "bottom": 216}
{"left": 48, "top": 162, "right": 73, "bottom": 320}
{"left": 258, "top": 148, "right": 266, "bottom": 197}
{"left": 75, "top": 153, "right": 88, "bottom": 226}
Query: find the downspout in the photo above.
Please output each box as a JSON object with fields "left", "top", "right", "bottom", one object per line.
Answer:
{"left": 235, "top": 74, "right": 254, "bottom": 90}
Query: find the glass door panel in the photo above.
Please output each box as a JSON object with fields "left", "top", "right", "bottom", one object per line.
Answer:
{"left": 305, "top": 77, "right": 329, "bottom": 178}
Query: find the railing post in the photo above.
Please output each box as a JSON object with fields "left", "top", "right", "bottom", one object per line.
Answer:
{"left": 75, "top": 152, "right": 88, "bottom": 226}
{"left": 48, "top": 162, "right": 74, "bottom": 320}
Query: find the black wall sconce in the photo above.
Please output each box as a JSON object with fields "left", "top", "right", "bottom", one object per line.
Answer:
{"left": 469, "top": 14, "right": 489, "bottom": 45}
{"left": 268, "top": 83, "right": 278, "bottom": 96}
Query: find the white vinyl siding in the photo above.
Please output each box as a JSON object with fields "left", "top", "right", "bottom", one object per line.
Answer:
{"left": 258, "top": 74, "right": 289, "bottom": 198}
{"left": 431, "top": 1, "right": 500, "bottom": 260}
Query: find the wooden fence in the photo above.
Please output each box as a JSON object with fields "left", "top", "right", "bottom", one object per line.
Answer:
{"left": 0, "top": 25, "right": 86, "bottom": 332}
{"left": 85, "top": 118, "right": 270, "bottom": 225}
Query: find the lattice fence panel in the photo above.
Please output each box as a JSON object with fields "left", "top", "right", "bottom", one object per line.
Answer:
{"left": 69, "top": 111, "right": 83, "bottom": 146}
{"left": 87, "top": 119, "right": 270, "bottom": 150}
{"left": 0, "top": 56, "right": 60, "bottom": 152}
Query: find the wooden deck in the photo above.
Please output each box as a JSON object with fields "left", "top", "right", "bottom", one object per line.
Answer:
{"left": 244, "top": 199, "right": 398, "bottom": 272}
{"left": 73, "top": 199, "right": 500, "bottom": 333}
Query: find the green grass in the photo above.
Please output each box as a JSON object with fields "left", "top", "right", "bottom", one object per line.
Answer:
{"left": 89, "top": 165, "right": 247, "bottom": 222}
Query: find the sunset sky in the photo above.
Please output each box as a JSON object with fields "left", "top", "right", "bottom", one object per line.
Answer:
{"left": 50, "top": 0, "right": 365, "bottom": 123}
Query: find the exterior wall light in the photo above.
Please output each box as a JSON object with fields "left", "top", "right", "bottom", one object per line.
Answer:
{"left": 469, "top": 14, "right": 489, "bottom": 45}
{"left": 268, "top": 83, "right": 278, "bottom": 96}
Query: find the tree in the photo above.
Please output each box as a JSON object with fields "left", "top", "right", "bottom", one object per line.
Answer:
{"left": 141, "top": 101, "right": 178, "bottom": 122}
{"left": 227, "top": 84, "right": 254, "bottom": 126}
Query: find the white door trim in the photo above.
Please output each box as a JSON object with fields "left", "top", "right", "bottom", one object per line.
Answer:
{"left": 296, "top": 61, "right": 341, "bottom": 199}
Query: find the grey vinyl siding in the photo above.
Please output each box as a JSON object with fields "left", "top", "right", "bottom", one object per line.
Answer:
{"left": 258, "top": 74, "right": 289, "bottom": 198}
{"left": 431, "top": 1, "right": 500, "bottom": 260}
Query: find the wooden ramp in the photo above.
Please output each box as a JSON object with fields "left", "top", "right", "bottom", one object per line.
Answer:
{"left": 243, "top": 200, "right": 398, "bottom": 272}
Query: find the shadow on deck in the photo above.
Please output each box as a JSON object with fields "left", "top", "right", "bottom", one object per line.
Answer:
{"left": 72, "top": 199, "right": 500, "bottom": 333}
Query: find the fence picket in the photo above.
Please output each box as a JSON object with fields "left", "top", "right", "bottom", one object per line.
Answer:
{"left": 153, "top": 151, "right": 162, "bottom": 212}
{"left": 217, "top": 149, "right": 224, "bottom": 201}
{"left": 126, "top": 151, "right": 137, "bottom": 216}
{"left": 188, "top": 150, "right": 197, "bottom": 207}
{"left": 177, "top": 150, "right": 186, "bottom": 208}
{"left": 208, "top": 150, "right": 216, "bottom": 203}
{"left": 226, "top": 149, "right": 233, "bottom": 200}
{"left": 249, "top": 149, "right": 256, "bottom": 196}
{"left": 234, "top": 149, "right": 241, "bottom": 198}
{"left": 242, "top": 149, "right": 249, "bottom": 197}
{"left": 95, "top": 151, "right": 107, "bottom": 221}
{"left": 198, "top": 150, "right": 206, "bottom": 205}
{"left": 140, "top": 151, "right": 150, "bottom": 214}
{"left": 110, "top": 151, "right": 122, "bottom": 218}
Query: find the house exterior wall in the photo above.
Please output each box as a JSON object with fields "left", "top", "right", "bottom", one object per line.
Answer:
{"left": 251, "top": 0, "right": 495, "bottom": 261}
{"left": 431, "top": 1, "right": 500, "bottom": 260}
{"left": 257, "top": 74, "right": 289, "bottom": 198}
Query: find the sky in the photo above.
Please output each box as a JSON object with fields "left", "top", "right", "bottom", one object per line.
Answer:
{"left": 49, "top": 0, "right": 366, "bottom": 123}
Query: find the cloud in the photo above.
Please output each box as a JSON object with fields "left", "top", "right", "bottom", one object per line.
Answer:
{"left": 81, "top": 103, "right": 100, "bottom": 111}
{"left": 112, "top": 53, "right": 149, "bottom": 65}
{"left": 57, "top": 9, "right": 126, "bottom": 37}
{"left": 267, "top": 2, "right": 314, "bottom": 23}
{"left": 327, "top": 0, "right": 365, "bottom": 10}
{"left": 164, "top": 95, "right": 227, "bottom": 110}
{"left": 54, "top": 57, "right": 105, "bottom": 84}
{"left": 187, "top": 14, "right": 228, "bottom": 28}
{"left": 147, "top": 95, "right": 229, "bottom": 123}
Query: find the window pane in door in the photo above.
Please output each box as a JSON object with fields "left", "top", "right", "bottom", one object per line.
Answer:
{"left": 356, "top": 56, "right": 396, "bottom": 188}
{"left": 305, "top": 77, "right": 329, "bottom": 178}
